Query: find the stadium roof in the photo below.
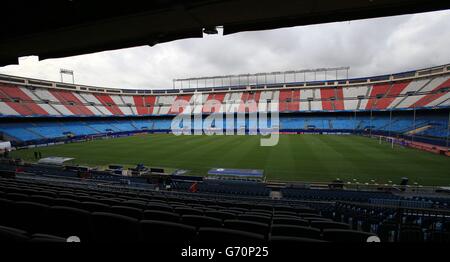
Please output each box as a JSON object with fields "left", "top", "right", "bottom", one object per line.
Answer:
{"left": 0, "top": 0, "right": 449, "bottom": 67}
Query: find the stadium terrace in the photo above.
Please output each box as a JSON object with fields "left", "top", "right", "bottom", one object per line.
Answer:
{"left": 0, "top": 63, "right": 449, "bottom": 145}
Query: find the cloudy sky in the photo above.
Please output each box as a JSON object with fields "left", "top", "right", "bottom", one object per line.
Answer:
{"left": 0, "top": 9, "right": 449, "bottom": 90}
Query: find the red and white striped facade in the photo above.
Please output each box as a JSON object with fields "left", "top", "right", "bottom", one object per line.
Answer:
{"left": 1, "top": 65, "right": 449, "bottom": 117}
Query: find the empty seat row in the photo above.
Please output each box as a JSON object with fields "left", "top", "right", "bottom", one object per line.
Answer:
{"left": 0, "top": 181, "right": 315, "bottom": 215}
{"left": 0, "top": 210, "right": 373, "bottom": 243}
{"left": 0, "top": 198, "right": 369, "bottom": 242}
{"left": 2, "top": 176, "right": 448, "bottom": 243}
{"left": 1, "top": 198, "right": 333, "bottom": 234}
{"left": 0, "top": 189, "right": 321, "bottom": 222}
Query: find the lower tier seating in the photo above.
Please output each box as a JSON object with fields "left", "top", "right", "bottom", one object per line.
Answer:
{"left": 0, "top": 176, "right": 378, "bottom": 243}
{"left": 0, "top": 176, "right": 449, "bottom": 242}
{"left": 1, "top": 111, "right": 449, "bottom": 145}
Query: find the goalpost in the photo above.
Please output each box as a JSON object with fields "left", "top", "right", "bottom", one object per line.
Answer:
{"left": 378, "top": 135, "right": 395, "bottom": 149}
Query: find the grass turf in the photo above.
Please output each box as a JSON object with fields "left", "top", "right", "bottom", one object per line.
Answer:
{"left": 10, "top": 134, "right": 450, "bottom": 186}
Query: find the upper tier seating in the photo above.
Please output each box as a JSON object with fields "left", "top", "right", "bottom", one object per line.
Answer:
{"left": 1, "top": 74, "right": 449, "bottom": 117}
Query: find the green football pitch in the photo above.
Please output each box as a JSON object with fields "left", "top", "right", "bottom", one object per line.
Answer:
{"left": 10, "top": 134, "right": 450, "bottom": 186}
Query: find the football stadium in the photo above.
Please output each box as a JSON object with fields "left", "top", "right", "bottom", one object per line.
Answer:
{"left": 0, "top": 1, "right": 450, "bottom": 249}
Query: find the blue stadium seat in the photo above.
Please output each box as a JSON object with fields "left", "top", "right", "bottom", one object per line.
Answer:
{"left": 270, "top": 225, "right": 321, "bottom": 239}
{"left": 29, "top": 233, "right": 67, "bottom": 242}
{"left": 224, "top": 219, "right": 269, "bottom": 236}
{"left": 143, "top": 210, "right": 180, "bottom": 222}
{"left": 181, "top": 215, "right": 223, "bottom": 228}
{"left": 204, "top": 210, "right": 237, "bottom": 221}
{"left": 140, "top": 220, "right": 196, "bottom": 243}
{"left": 10, "top": 201, "right": 50, "bottom": 233}
{"left": 238, "top": 214, "right": 272, "bottom": 224}
{"left": 197, "top": 227, "right": 265, "bottom": 243}
{"left": 174, "top": 207, "right": 204, "bottom": 216}
{"left": 82, "top": 201, "right": 111, "bottom": 212}
{"left": 45, "top": 206, "right": 92, "bottom": 242}
{"left": 91, "top": 212, "right": 140, "bottom": 242}
{"left": 110, "top": 205, "right": 143, "bottom": 220}
{"left": 323, "top": 229, "right": 376, "bottom": 242}
{"left": 270, "top": 236, "right": 327, "bottom": 243}
{"left": 310, "top": 221, "right": 351, "bottom": 230}
{"left": 272, "top": 217, "right": 309, "bottom": 227}
{"left": 0, "top": 225, "right": 30, "bottom": 242}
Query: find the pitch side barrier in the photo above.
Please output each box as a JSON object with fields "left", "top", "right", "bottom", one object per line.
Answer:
{"left": 10, "top": 128, "right": 359, "bottom": 148}
{"left": 268, "top": 179, "right": 440, "bottom": 195}
{"left": 11, "top": 129, "right": 160, "bottom": 149}
{"left": 368, "top": 130, "right": 448, "bottom": 147}
{"left": 366, "top": 132, "right": 449, "bottom": 155}
{"left": 8, "top": 128, "right": 446, "bottom": 154}
{"left": 337, "top": 201, "right": 450, "bottom": 218}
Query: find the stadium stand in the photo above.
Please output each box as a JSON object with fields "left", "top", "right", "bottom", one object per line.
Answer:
{"left": 0, "top": 65, "right": 449, "bottom": 244}
{"left": 0, "top": 174, "right": 449, "bottom": 243}
{"left": 0, "top": 64, "right": 449, "bottom": 148}
{"left": 1, "top": 110, "right": 448, "bottom": 147}
{"left": 2, "top": 0, "right": 449, "bottom": 248}
{"left": 1, "top": 65, "right": 449, "bottom": 118}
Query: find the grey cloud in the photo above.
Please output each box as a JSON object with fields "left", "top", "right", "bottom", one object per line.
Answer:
{"left": 1, "top": 9, "right": 449, "bottom": 89}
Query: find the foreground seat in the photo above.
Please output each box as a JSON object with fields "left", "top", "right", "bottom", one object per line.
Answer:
{"left": 181, "top": 215, "right": 222, "bottom": 228}
{"left": 53, "top": 198, "right": 84, "bottom": 210}
{"left": 399, "top": 228, "right": 424, "bottom": 242}
{"left": 245, "top": 211, "right": 273, "bottom": 217}
{"left": 0, "top": 198, "right": 12, "bottom": 225}
{"left": 36, "top": 191, "right": 58, "bottom": 198}
{"left": 227, "top": 207, "right": 248, "bottom": 214}
{"left": 197, "top": 227, "right": 264, "bottom": 243}
{"left": 140, "top": 220, "right": 196, "bottom": 243}
{"left": 272, "top": 217, "right": 309, "bottom": 227}
{"left": 110, "top": 206, "right": 143, "bottom": 220}
{"left": 146, "top": 203, "right": 173, "bottom": 213}
{"left": 91, "top": 212, "right": 140, "bottom": 242}
{"left": 237, "top": 214, "right": 271, "bottom": 224}
{"left": 310, "top": 221, "right": 350, "bottom": 231}
{"left": 304, "top": 217, "right": 333, "bottom": 222}
{"left": 29, "top": 233, "right": 67, "bottom": 243}
{"left": 82, "top": 201, "right": 111, "bottom": 212}
{"left": 143, "top": 210, "right": 180, "bottom": 222}
{"left": 298, "top": 209, "right": 318, "bottom": 214}
{"left": 123, "top": 200, "right": 147, "bottom": 209}
{"left": 174, "top": 207, "right": 203, "bottom": 216}
{"left": 270, "top": 225, "right": 321, "bottom": 239}
{"left": 29, "top": 195, "right": 56, "bottom": 206}
{"left": 224, "top": 219, "right": 269, "bottom": 236}
{"left": 273, "top": 205, "right": 297, "bottom": 213}
{"left": 273, "top": 211, "right": 298, "bottom": 217}
{"left": 76, "top": 196, "right": 99, "bottom": 203}
{"left": 10, "top": 201, "right": 50, "bottom": 233}
{"left": 98, "top": 199, "right": 122, "bottom": 206}
{"left": 323, "top": 229, "right": 377, "bottom": 242}
{"left": 298, "top": 213, "right": 322, "bottom": 218}
{"left": 45, "top": 206, "right": 92, "bottom": 242}
{"left": 204, "top": 211, "right": 236, "bottom": 221}
{"left": 0, "top": 225, "right": 29, "bottom": 242}
{"left": 5, "top": 193, "right": 28, "bottom": 201}
{"left": 270, "top": 236, "right": 327, "bottom": 243}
